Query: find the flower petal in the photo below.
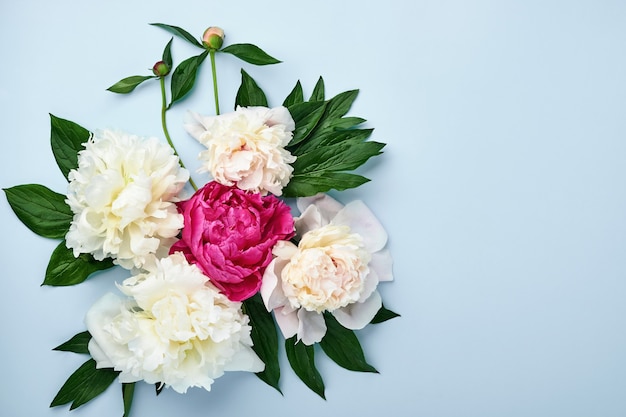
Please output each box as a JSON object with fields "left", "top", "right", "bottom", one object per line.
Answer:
{"left": 332, "top": 200, "right": 387, "bottom": 253}
{"left": 370, "top": 249, "right": 394, "bottom": 282}
{"left": 297, "top": 309, "right": 327, "bottom": 345}
{"left": 274, "top": 306, "right": 299, "bottom": 339}
{"left": 332, "top": 291, "right": 382, "bottom": 330}
{"left": 296, "top": 193, "right": 344, "bottom": 222}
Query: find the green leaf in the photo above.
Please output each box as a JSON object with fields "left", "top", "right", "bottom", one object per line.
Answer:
{"left": 122, "top": 383, "right": 135, "bottom": 417}
{"left": 283, "top": 172, "right": 370, "bottom": 198}
{"left": 4, "top": 184, "right": 72, "bottom": 238}
{"left": 50, "top": 359, "right": 119, "bottom": 410}
{"left": 310, "top": 77, "right": 325, "bottom": 101}
{"left": 243, "top": 294, "right": 281, "bottom": 393}
{"left": 50, "top": 114, "right": 90, "bottom": 179}
{"left": 324, "top": 89, "right": 359, "bottom": 121}
{"left": 285, "top": 337, "right": 325, "bottom": 399}
{"left": 295, "top": 129, "right": 373, "bottom": 155}
{"left": 162, "top": 37, "right": 173, "bottom": 68}
{"left": 107, "top": 75, "right": 156, "bottom": 94}
{"left": 53, "top": 331, "right": 91, "bottom": 354}
{"left": 44, "top": 241, "right": 115, "bottom": 286}
{"left": 291, "top": 140, "right": 385, "bottom": 175}
{"left": 150, "top": 23, "right": 202, "bottom": 48}
{"left": 371, "top": 305, "right": 401, "bottom": 324}
{"left": 326, "top": 116, "right": 366, "bottom": 130}
{"left": 170, "top": 50, "right": 209, "bottom": 107}
{"left": 320, "top": 313, "right": 378, "bottom": 373}
{"left": 282, "top": 80, "right": 304, "bottom": 107}
{"left": 287, "top": 101, "right": 327, "bottom": 147}
{"left": 235, "top": 69, "right": 268, "bottom": 108}
{"left": 222, "top": 43, "right": 281, "bottom": 65}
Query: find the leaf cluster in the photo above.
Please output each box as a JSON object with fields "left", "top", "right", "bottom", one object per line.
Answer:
{"left": 4, "top": 115, "right": 115, "bottom": 287}
{"left": 234, "top": 73, "right": 385, "bottom": 197}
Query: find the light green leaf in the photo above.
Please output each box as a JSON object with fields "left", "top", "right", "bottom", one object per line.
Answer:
{"left": 283, "top": 80, "right": 304, "bottom": 107}
{"left": 243, "top": 294, "right": 281, "bottom": 393}
{"left": 50, "top": 359, "right": 119, "bottom": 410}
{"left": 53, "top": 331, "right": 91, "bottom": 354}
{"left": 170, "top": 50, "right": 209, "bottom": 106}
{"left": 44, "top": 241, "right": 115, "bottom": 286}
{"left": 4, "top": 184, "right": 72, "bottom": 238}
{"left": 235, "top": 69, "right": 268, "bottom": 108}
{"left": 310, "top": 77, "right": 325, "bottom": 101}
{"left": 285, "top": 337, "right": 325, "bottom": 399}
{"left": 371, "top": 304, "right": 401, "bottom": 324}
{"left": 222, "top": 43, "right": 281, "bottom": 65}
{"left": 320, "top": 313, "right": 378, "bottom": 373}
{"left": 283, "top": 172, "right": 370, "bottom": 198}
{"left": 122, "top": 383, "right": 135, "bottom": 417}
{"left": 50, "top": 114, "right": 90, "bottom": 179}
{"left": 107, "top": 75, "right": 156, "bottom": 94}
{"left": 150, "top": 23, "right": 202, "bottom": 48}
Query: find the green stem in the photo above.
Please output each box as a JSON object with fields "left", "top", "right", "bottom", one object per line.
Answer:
{"left": 210, "top": 49, "right": 220, "bottom": 115}
{"left": 160, "top": 76, "right": 198, "bottom": 191}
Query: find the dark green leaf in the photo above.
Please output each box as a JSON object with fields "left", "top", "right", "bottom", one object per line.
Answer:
{"left": 287, "top": 101, "right": 327, "bottom": 147}
{"left": 282, "top": 80, "right": 304, "bottom": 107}
{"left": 222, "top": 43, "right": 281, "bottom": 65}
{"left": 295, "top": 129, "right": 373, "bottom": 155}
{"left": 162, "top": 37, "right": 173, "bottom": 68}
{"left": 107, "top": 75, "right": 156, "bottom": 94}
{"left": 50, "top": 114, "right": 90, "bottom": 179}
{"left": 310, "top": 77, "right": 325, "bottom": 101}
{"left": 44, "top": 241, "right": 115, "bottom": 286}
{"left": 285, "top": 337, "right": 325, "bottom": 399}
{"left": 326, "top": 116, "right": 366, "bottom": 130}
{"left": 243, "top": 294, "right": 281, "bottom": 393}
{"left": 122, "top": 383, "right": 135, "bottom": 417}
{"left": 370, "top": 305, "right": 401, "bottom": 324}
{"left": 320, "top": 313, "right": 377, "bottom": 373}
{"left": 150, "top": 23, "right": 202, "bottom": 48}
{"left": 50, "top": 359, "right": 119, "bottom": 410}
{"left": 291, "top": 140, "right": 385, "bottom": 175}
{"left": 4, "top": 184, "right": 72, "bottom": 238}
{"left": 235, "top": 69, "right": 268, "bottom": 108}
{"left": 170, "top": 50, "right": 209, "bottom": 106}
{"left": 53, "top": 331, "right": 91, "bottom": 354}
{"left": 283, "top": 172, "right": 370, "bottom": 198}
{"left": 324, "top": 89, "right": 359, "bottom": 121}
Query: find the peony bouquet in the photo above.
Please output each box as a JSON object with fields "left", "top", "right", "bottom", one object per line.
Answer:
{"left": 4, "top": 23, "right": 398, "bottom": 416}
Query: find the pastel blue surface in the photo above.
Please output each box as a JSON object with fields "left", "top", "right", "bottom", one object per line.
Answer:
{"left": 2, "top": 1, "right": 626, "bottom": 416}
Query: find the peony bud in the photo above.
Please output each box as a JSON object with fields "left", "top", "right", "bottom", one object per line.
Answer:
{"left": 152, "top": 60, "right": 170, "bottom": 77}
{"left": 202, "top": 26, "right": 225, "bottom": 50}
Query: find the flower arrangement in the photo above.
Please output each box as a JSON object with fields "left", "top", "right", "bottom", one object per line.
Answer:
{"left": 4, "top": 23, "right": 398, "bottom": 416}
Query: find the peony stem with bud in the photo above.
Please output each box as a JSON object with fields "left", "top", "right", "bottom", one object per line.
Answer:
{"left": 210, "top": 49, "right": 220, "bottom": 115}
{"left": 159, "top": 76, "right": 198, "bottom": 191}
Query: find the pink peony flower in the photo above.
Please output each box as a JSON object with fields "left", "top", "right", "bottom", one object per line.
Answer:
{"left": 170, "top": 181, "right": 294, "bottom": 301}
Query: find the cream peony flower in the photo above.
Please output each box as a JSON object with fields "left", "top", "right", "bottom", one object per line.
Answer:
{"left": 65, "top": 129, "right": 189, "bottom": 270}
{"left": 85, "top": 253, "right": 264, "bottom": 394}
{"left": 261, "top": 194, "right": 393, "bottom": 345}
{"left": 185, "top": 106, "right": 296, "bottom": 196}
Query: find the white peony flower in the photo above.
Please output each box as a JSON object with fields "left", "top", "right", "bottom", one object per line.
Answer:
{"left": 85, "top": 253, "right": 264, "bottom": 394}
{"left": 65, "top": 129, "right": 189, "bottom": 270}
{"left": 261, "top": 194, "right": 393, "bottom": 345}
{"left": 185, "top": 106, "right": 296, "bottom": 196}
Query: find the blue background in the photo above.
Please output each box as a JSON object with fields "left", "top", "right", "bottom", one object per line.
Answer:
{"left": 1, "top": 0, "right": 626, "bottom": 416}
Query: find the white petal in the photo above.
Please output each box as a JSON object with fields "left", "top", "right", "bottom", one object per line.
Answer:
{"left": 332, "top": 291, "right": 382, "bottom": 330}
{"left": 274, "top": 306, "right": 299, "bottom": 339}
{"left": 183, "top": 111, "right": 210, "bottom": 140}
{"left": 332, "top": 200, "right": 387, "bottom": 253}
{"left": 297, "top": 309, "right": 327, "bottom": 345}
{"left": 267, "top": 106, "right": 295, "bottom": 131}
{"left": 296, "top": 193, "right": 344, "bottom": 221}
{"left": 224, "top": 345, "right": 265, "bottom": 373}
{"left": 370, "top": 249, "right": 394, "bottom": 282}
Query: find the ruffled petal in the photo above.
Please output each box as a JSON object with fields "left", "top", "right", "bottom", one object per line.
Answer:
{"left": 332, "top": 200, "right": 387, "bottom": 253}
{"left": 332, "top": 291, "right": 382, "bottom": 330}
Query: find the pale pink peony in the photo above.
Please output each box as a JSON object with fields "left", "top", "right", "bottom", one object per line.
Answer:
{"left": 261, "top": 193, "right": 393, "bottom": 345}
{"left": 170, "top": 181, "right": 294, "bottom": 301}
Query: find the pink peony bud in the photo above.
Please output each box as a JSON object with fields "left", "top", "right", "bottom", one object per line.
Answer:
{"left": 152, "top": 60, "right": 170, "bottom": 77}
{"left": 202, "top": 26, "right": 225, "bottom": 50}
